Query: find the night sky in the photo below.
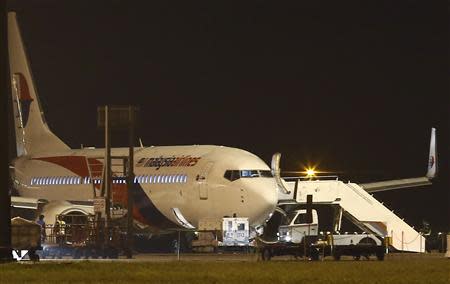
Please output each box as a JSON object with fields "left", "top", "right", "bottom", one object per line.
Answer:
{"left": 8, "top": 1, "right": 449, "bottom": 230}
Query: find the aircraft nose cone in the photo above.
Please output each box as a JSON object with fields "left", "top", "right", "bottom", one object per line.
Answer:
{"left": 245, "top": 179, "right": 278, "bottom": 227}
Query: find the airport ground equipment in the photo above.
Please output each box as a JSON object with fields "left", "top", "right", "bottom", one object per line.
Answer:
{"left": 11, "top": 217, "right": 41, "bottom": 261}
{"left": 222, "top": 217, "right": 250, "bottom": 247}
{"left": 191, "top": 218, "right": 221, "bottom": 252}
{"left": 40, "top": 214, "right": 126, "bottom": 259}
{"left": 259, "top": 209, "right": 385, "bottom": 261}
{"left": 278, "top": 178, "right": 426, "bottom": 253}
{"left": 192, "top": 217, "right": 250, "bottom": 252}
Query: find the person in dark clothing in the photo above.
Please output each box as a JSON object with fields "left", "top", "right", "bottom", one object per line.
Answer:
{"left": 36, "top": 214, "right": 46, "bottom": 243}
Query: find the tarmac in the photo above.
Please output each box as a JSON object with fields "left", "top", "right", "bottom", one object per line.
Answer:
{"left": 35, "top": 252, "right": 446, "bottom": 263}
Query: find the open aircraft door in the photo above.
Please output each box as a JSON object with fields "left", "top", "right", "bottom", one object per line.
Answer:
{"left": 197, "top": 162, "right": 214, "bottom": 200}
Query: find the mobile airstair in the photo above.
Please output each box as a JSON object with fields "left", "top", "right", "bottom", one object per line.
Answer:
{"left": 279, "top": 178, "right": 425, "bottom": 252}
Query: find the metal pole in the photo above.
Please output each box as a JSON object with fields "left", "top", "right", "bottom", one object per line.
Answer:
{"left": 419, "top": 233, "right": 422, "bottom": 253}
{"left": 177, "top": 230, "right": 181, "bottom": 261}
{"left": 0, "top": 1, "right": 12, "bottom": 261}
{"left": 104, "top": 106, "right": 111, "bottom": 244}
{"left": 126, "top": 106, "right": 135, "bottom": 258}
{"left": 303, "top": 232, "right": 307, "bottom": 261}
{"left": 401, "top": 231, "right": 404, "bottom": 253}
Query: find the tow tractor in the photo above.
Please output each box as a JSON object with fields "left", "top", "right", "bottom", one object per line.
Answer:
{"left": 259, "top": 208, "right": 385, "bottom": 261}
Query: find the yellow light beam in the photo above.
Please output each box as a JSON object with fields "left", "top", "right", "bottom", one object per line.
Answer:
{"left": 305, "top": 168, "right": 316, "bottom": 177}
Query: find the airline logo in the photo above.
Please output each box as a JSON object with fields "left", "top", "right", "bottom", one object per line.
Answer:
{"left": 13, "top": 73, "right": 34, "bottom": 127}
{"left": 429, "top": 155, "right": 435, "bottom": 169}
{"left": 136, "top": 156, "right": 201, "bottom": 170}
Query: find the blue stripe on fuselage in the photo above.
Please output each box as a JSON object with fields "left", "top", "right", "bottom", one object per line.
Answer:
{"left": 132, "top": 183, "right": 180, "bottom": 229}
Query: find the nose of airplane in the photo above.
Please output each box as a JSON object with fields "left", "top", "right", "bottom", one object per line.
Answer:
{"left": 243, "top": 179, "right": 278, "bottom": 227}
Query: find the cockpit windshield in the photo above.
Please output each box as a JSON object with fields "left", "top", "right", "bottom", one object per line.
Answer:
{"left": 224, "top": 170, "right": 273, "bottom": 181}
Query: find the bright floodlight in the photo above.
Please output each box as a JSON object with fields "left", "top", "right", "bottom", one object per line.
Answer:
{"left": 306, "top": 168, "right": 316, "bottom": 176}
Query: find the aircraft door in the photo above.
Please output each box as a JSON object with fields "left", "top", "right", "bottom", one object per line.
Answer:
{"left": 197, "top": 162, "right": 214, "bottom": 200}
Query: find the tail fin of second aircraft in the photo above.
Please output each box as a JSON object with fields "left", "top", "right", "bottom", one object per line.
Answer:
{"left": 8, "top": 12, "right": 69, "bottom": 156}
{"left": 426, "top": 127, "right": 437, "bottom": 179}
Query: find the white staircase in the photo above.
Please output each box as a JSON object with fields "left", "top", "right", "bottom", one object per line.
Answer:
{"left": 280, "top": 179, "right": 425, "bottom": 252}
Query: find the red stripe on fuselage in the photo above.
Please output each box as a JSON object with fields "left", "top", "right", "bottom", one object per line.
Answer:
{"left": 33, "top": 156, "right": 151, "bottom": 225}
{"left": 34, "top": 156, "right": 89, "bottom": 177}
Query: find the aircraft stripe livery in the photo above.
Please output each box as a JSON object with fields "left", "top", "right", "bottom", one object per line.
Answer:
{"left": 8, "top": 12, "right": 278, "bottom": 233}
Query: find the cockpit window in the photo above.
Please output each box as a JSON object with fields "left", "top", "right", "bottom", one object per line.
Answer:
{"left": 224, "top": 170, "right": 273, "bottom": 181}
{"left": 240, "top": 170, "right": 259, "bottom": 177}
{"left": 259, "top": 170, "right": 273, "bottom": 177}
{"left": 224, "top": 170, "right": 240, "bottom": 181}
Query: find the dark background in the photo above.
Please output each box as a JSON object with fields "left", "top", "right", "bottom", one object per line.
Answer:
{"left": 7, "top": 1, "right": 449, "bottom": 231}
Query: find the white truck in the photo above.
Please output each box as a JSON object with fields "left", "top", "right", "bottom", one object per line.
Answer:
{"left": 222, "top": 217, "right": 250, "bottom": 247}
{"left": 260, "top": 209, "right": 385, "bottom": 261}
{"left": 192, "top": 217, "right": 250, "bottom": 252}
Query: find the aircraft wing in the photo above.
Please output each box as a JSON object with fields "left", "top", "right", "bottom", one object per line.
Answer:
{"left": 360, "top": 177, "right": 431, "bottom": 193}
{"left": 361, "top": 128, "right": 437, "bottom": 193}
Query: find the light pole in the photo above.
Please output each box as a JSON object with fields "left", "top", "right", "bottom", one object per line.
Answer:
{"left": 0, "top": 1, "right": 13, "bottom": 262}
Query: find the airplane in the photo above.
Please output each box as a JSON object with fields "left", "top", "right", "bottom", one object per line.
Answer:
{"left": 7, "top": 11, "right": 278, "bottom": 234}
{"left": 7, "top": 11, "right": 437, "bottom": 238}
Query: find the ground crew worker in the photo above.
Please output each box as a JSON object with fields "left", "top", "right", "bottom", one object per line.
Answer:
{"left": 54, "top": 215, "right": 66, "bottom": 246}
{"left": 36, "top": 214, "right": 46, "bottom": 243}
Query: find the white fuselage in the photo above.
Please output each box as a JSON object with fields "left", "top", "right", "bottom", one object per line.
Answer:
{"left": 11, "top": 145, "right": 278, "bottom": 230}
{"left": 7, "top": 12, "right": 278, "bottom": 232}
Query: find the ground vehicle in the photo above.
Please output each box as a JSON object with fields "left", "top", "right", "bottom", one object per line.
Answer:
{"left": 191, "top": 217, "right": 250, "bottom": 252}
{"left": 260, "top": 209, "right": 385, "bottom": 261}
{"left": 41, "top": 214, "right": 125, "bottom": 259}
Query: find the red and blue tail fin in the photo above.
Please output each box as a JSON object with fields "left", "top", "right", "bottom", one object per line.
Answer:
{"left": 8, "top": 12, "right": 69, "bottom": 156}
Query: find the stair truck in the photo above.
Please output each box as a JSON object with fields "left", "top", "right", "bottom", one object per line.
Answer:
{"left": 259, "top": 207, "right": 385, "bottom": 261}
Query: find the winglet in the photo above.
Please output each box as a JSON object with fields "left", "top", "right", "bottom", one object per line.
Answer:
{"left": 426, "top": 128, "right": 437, "bottom": 179}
